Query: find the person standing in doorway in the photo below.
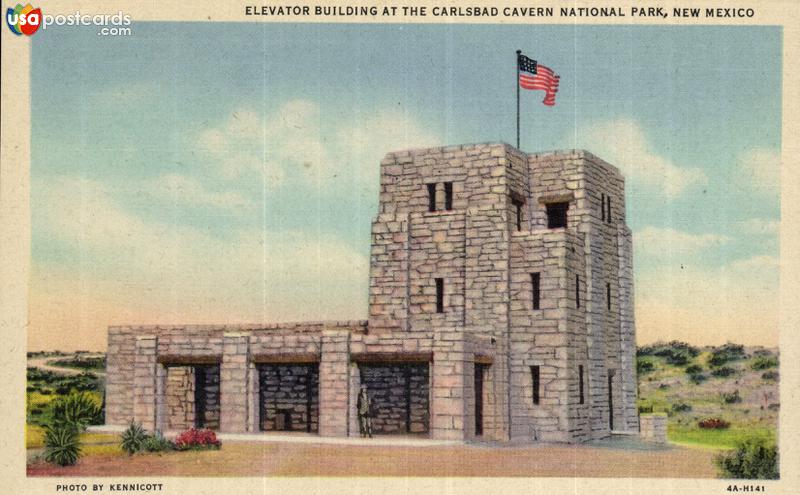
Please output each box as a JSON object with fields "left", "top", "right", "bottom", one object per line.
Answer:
{"left": 357, "top": 385, "right": 373, "bottom": 438}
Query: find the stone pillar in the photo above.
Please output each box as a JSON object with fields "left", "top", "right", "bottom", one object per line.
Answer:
{"left": 133, "top": 335, "right": 158, "bottom": 432}
{"left": 220, "top": 332, "right": 250, "bottom": 433}
{"left": 247, "top": 360, "right": 259, "bottom": 432}
{"left": 348, "top": 362, "right": 361, "bottom": 437}
{"left": 640, "top": 414, "right": 667, "bottom": 443}
{"left": 430, "top": 330, "right": 472, "bottom": 440}
{"left": 319, "top": 330, "right": 350, "bottom": 437}
{"left": 154, "top": 362, "right": 167, "bottom": 433}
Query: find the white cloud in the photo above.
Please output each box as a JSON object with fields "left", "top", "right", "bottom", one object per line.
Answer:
{"left": 578, "top": 119, "right": 707, "bottom": 197}
{"left": 737, "top": 148, "right": 780, "bottom": 195}
{"left": 738, "top": 217, "right": 780, "bottom": 236}
{"left": 634, "top": 226, "right": 730, "bottom": 257}
{"left": 144, "top": 173, "right": 254, "bottom": 210}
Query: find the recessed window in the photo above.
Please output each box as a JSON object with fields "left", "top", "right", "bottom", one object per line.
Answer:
{"left": 601, "top": 193, "right": 606, "bottom": 222}
{"left": 546, "top": 202, "right": 569, "bottom": 229}
{"left": 606, "top": 282, "right": 611, "bottom": 311}
{"left": 531, "top": 272, "right": 541, "bottom": 310}
{"left": 531, "top": 366, "right": 541, "bottom": 405}
{"left": 512, "top": 198, "right": 525, "bottom": 231}
{"left": 575, "top": 275, "right": 581, "bottom": 309}
{"left": 578, "top": 365, "right": 585, "bottom": 405}
{"left": 606, "top": 196, "right": 612, "bottom": 223}
{"left": 444, "top": 182, "right": 453, "bottom": 211}
{"left": 435, "top": 278, "right": 444, "bottom": 313}
{"left": 427, "top": 183, "right": 437, "bottom": 212}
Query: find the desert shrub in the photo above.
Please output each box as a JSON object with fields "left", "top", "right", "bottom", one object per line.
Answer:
{"left": 709, "top": 343, "right": 746, "bottom": 367}
{"left": 120, "top": 420, "right": 148, "bottom": 455}
{"left": 49, "top": 392, "right": 103, "bottom": 429}
{"left": 658, "top": 383, "right": 670, "bottom": 390}
{"left": 173, "top": 428, "right": 221, "bottom": 451}
{"left": 638, "top": 404, "right": 653, "bottom": 414}
{"left": 751, "top": 356, "right": 778, "bottom": 370}
{"left": 638, "top": 341, "right": 699, "bottom": 366}
{"left": 671, "top": 402, "right": 692, "bottom": 413}
{"left": 698, "top": 417, "right": 730, "bottom": 429}
{"left": 768, "top": 403, "right": 780, "bottom": 411}
{"left": 761, "top": 371, "right": 779, "bottom": 381}
{"left": 49, "top": 357, "right": 106, "bottom": 371}
{"left": 715, "top": 436, "right": 779, "bottom": 479}
{"left": 685, "top": 364, "right": 703, "bottom": 374}
{"left": 636, "top": 358, "right": 655, "bottom": 374}
{"left": 143, "top": 432, "right": 174, "bottom": 452}
{"left": 689, "top": 372, "right": 707, "bottom": 384}
{"left": 712, "top": 366, "right": 736, "bottom": 378}
{"left": 721, "top": 390, "right": 742, "bottom": 404}
{"left": 43, "top": 423, "right": 81, "bottom": 466}
{"left": 752, "top": 349, "right": 774, "bottom": 357}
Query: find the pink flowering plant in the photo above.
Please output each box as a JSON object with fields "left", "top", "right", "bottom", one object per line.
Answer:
{"left": 173, "top": 428, "right": 221, "bottom": 451}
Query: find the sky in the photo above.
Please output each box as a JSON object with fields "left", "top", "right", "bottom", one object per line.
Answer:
{"left": 28, "top": 23, "right": 781, "bottom": 351}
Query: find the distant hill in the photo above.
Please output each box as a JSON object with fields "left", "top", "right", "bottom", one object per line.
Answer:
{"left": 637, "top": 342, "right": 778, "bottom": 449}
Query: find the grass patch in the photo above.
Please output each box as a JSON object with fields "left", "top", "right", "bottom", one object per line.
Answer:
{"left": 668, "top": 424, "right": 775, "bottom": 449}
{"left": 26, "top": 424, "right": 46, "bottom": 449}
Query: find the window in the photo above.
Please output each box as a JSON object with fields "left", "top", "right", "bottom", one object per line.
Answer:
{"left": 546, "top": 202, "right": 569, "bottom": 229}
{"left": 427, "top": 183, "right": 437, "bottom": 212}
{"left": 601, "top": 193, "right": 606, "bottom": 222}
{"left": 578, "top": 365, "right": 585, "bottom": 404}
{"left": 575, "top": 275, "right": 581, "bottom": 309}
{"left": 512, "top": 198, "right": 524, "bottom": 231}
{"left": 531, "top": 366, "right": 541, "bottom": 405}
{"left": 435, "top": 278, "right": 444, "bottom": 313}
{"left": 606, "top": 282, "right": 611, "bottom": 311}
{"left": 531, "top": 272, "right": 541, "bottom": 310}
{"left": 606, "top": 195, "right": 612, "bottom": 223}
{"left": 444, "top": 182, "right": 453, "bottom": 211}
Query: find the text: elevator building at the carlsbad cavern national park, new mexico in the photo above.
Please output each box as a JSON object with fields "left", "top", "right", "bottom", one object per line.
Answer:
{"left": 105, "top": 142, "right": 639, "bottom": 443}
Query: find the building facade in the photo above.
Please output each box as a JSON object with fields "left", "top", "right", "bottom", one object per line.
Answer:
{"left": 105, "top": 142, "right": 638, "bottom": 442}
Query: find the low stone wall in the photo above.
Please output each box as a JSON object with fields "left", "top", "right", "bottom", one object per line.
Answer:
{"left": 639, "top": 414, "right": 667, "bottom": 443}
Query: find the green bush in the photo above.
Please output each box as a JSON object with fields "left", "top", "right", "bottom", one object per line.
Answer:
{"left": 751, "top": 356, "right": 778, "bottom": 370}
{"left": 709, "top": 343, "right": 746, "bottom": 367}
{"left": 638, "top": 341, "right": 699, "bottom": 365}
{"left": 120, "top": 420, "right": 148, "bottom": 455}
{"left": 142, "top": 432, "right": 174, "bottom": 452}
{"left": 671, "top": 402, "right": 692, "bottom": 413}
{"left": 762, "top": 371, "right": 779, "bottom": 381}
{"left": 49, "top": 392, "right": 103, "bottom": 429}
{"left": 689, "top": 372, "right": 707, "bottom": 384}
{"left": 715, "top": 436, "right": 779, "bottom": 479}
{"left": 721, "top": 390, "right": 742, "bottom": 404}
{"left": 685, "top": 364, "right": 703, "bottom": 374}
{"left": 636, "top": 358, "right": 655, "bottom": 374}
{"left": 43, "top": 423, "right": 81, "bottom": 466}
{"left": 712, "top": 366, "right": 736, "bottom": 378}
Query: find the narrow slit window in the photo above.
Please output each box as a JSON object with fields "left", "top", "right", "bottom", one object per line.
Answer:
{"left": 578, "top": 365, "right": 585, "bottom": 404}
{"left": 427, "top": 183, "right": 437, "bottom": 212}
{"left": 444, "top": 182, "right": 453, "bottom": 211}
{"left": 606, "top": 196, "right": 612, "bottom": 223}
{"left": 601, "top": 193, "right": 606, "bottom": 221}
{"left": 606, "top": 282, "right": 611, "bottom": 311}
{"left": 531, "top": 366, "right": 541, "bottom": 405}
{"left": 546, "top": 202, "right": 569, "bottom": 229}
{"left": 531, "top": 272, "right": 541, "bottom": 310}
{"left": 575, "top": 275, "right": 581, "bottom": 309}
{"left": 512, "top": 198, "right": 524, "bottom": 231}
{"left": 435, "top": 278, "right": 444, "bottom": 313}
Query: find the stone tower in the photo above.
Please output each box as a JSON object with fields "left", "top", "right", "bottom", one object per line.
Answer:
{"left": 104, "top": 142, "right": 637, "bottom": 443}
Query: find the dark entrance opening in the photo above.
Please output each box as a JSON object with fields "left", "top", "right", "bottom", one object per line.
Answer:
{"left": 359, "top": 363, "right": 429, "bottom": 435}
{"left": 608, "top": 373, "right": 614, "bottom": 431}
{"left": 258, "top": 363, "right": 319, "bottom": 433}
{"left": 193, "top": 365, "right": 220, "bottom": 430}
{"left": 474, "top": 364, "right": 488, "bottom": 436}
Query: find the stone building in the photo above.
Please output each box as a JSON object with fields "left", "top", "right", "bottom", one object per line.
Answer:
{"left": 105, "top": 142, "right": 638, "bottom": 442}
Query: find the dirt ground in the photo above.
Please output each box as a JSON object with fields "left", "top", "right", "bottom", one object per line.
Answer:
{"left": 27, "top": 439, "right": 721, "bottom": 478}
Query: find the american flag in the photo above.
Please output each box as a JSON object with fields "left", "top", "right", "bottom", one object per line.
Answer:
{"left": 518, "top": 54, "right": 560, "bottom": 106}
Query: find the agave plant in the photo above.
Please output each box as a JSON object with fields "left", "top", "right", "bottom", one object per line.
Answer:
{"left": 120, "top": 420, "right": 148, "bottom": 455}
{"left": 49, "top": 392, "right": 103, "bottom": 430}
{"left": 43, "top": 423, "right": 81, "bottom": 466}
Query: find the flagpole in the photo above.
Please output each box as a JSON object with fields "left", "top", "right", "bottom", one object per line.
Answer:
{"left": 516, "top": 50, "right": 521, "bottom": 149}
